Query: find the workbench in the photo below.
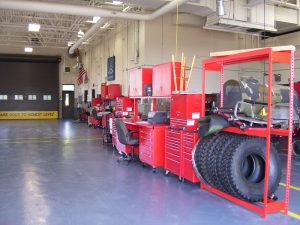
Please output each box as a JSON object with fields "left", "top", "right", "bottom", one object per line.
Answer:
{"left": 112, "top": 118, "right": 168, "bottom": 170}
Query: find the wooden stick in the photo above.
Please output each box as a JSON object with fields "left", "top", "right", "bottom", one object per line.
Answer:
{"left": 186, "top": 55, "right": 195, "bottom": 90}
{"left": 180, "top": 53, "right": 184, "bottom": 91}
{"left": 172, "top": 54, "right": 178, "bottom": 91}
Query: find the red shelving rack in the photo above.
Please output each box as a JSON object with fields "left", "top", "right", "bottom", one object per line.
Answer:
{"left": 201, "top": 47, "right": 295, "bottom": 218}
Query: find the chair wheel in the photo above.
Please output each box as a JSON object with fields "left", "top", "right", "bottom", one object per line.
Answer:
{"left": 142, "top": 163, "right": 146, "bottom": 168}
{"left": 152, "top": 168, "right": 156, "bottom": 173}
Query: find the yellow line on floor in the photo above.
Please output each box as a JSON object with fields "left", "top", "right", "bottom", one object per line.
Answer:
{"left": 280, "top": 182, "right": 300, "bottom": 192}
{"left": 0, "top": 135, "right": 100, "bottom": 141}
{"left": 0, "top": 137, "right": 102, "bottom": 144}
{"left": 288, "top": 211, "right": 300, "bottom": 220}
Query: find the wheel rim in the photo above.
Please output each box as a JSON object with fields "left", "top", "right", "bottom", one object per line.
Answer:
{"left": 242, "top": 154, "right": 265, "bottom": 184}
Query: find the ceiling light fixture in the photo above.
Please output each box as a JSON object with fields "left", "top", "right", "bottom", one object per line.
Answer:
{"left": 101, "top": 22, "right": 110, "bottom": 29}
{"left": 112, "top": 1, "right": 123, "bottom": 5}
{"left": 28, "top": 23, "right": 40, "bottom": 32}
{"left": 78, "top": 30, "right": 84, "bottom": 38}
{"left": 86, "top": 16, "right": 101, "bottom": 24}
{"left": 24, "top": 47, "right": 33, "bottom": 53}
{"left": 122, "top": 6, "right": 130, "bottom": 12}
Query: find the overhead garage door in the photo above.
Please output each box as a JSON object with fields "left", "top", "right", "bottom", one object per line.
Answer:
{"left": 0, "top": 55, "right": 60, "bottom": 119}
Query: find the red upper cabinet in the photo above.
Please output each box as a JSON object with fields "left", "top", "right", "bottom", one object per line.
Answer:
{"left": 107, "top": 84, "right": 121, "bottom": 100}
{"left": 152, "top": 62, "right": 182, "bottom": 97}
{"left": 129, "top": 68, "right": 152, "bottom": 97}
{"left": 101, "top": 83, "right": 108, "bottom": 99}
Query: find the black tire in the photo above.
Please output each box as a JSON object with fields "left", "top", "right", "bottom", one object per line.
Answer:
{"left": 192, "top": 134, "right": 218, "bottom": 184}
{"left": 223, "top": 136, "right": 281, "bottom": 202}
{"left": 206, "top": 132, "right": 237, "bottom": 191}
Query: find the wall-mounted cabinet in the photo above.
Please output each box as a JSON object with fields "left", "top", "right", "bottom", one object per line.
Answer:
{"left": 129, "top": 68, "right": 152, "bottom": 97}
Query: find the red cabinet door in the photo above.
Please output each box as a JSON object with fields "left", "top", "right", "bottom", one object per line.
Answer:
{"left": 153, "top": 62, "right": 181, "bottom": 97}
{"left": 107, "top": 84, "right": 121, "bottom": 99}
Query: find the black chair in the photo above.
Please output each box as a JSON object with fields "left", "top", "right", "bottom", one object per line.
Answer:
{"left": 114, "top": 118, "right": 139, "bottom": 164}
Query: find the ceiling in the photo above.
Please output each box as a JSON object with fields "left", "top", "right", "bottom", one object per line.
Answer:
{"left": 0, "top": 0, "right": 169, "bottom": 50}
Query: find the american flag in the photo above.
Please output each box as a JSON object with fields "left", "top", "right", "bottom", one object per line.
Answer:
{"left": 77, "top": 65, "right": 87, "bottom": 86}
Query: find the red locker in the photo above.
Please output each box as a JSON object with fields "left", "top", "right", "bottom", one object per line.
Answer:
{"left": 152, "top": 62, "right": 182, "bottom": 97}
{"left": 107, "top": 84, "right": 121, "bottom": 100}
{"left": 129, "top": 68, "right": 153, "bottom": 97}
{"left": 116, "top": 97, "right": 134, "bottom": 116}
{"left": 101, "top": 83, "right": 108, "bottom": 99}
{"left": 139, "top": 125, "right": 166, "bottom": 169}
{"left": 170, "top": 93, "right": 202, "bottom": 130}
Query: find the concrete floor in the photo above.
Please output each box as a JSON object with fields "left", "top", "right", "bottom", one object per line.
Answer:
{"left": 0, "top": 120, "right": 300, "bottom": 225}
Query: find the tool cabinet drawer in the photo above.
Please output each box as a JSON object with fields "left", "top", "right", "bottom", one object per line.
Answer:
{"left": 165, "top": 158, "right": 180, "bottom": 176}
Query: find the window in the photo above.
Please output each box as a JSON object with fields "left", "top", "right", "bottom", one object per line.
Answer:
{"left": 84, "top": 90, "right": 88, "bottom": 103}
{"left": 65, "top": 93, "right": 70, "bottom": 106}
{"left": 0, "top": 95, "right": 8, "bottom": 100}
{"left": 28, "top": 95, "right": 37, "bottom": 100}
{"left": 15, "top": 95, "right": 23, "bottom": 100}
{"left": 62, "top": 85, "right": 75, "bottom": 91}
{"left": 43, "top": 95, "right": 52, "bottom": 101}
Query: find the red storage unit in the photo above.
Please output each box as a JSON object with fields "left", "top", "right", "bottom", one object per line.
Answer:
{"left": 91, "top": 97, "right": 102, "bottom": 107}
{"left": 152, "top": 62, "right": 182, "bottom": 97}
{"left": 139, "top": 125, "right": 167, "bottom": 169}
{"left": 116, "top": 97, "right": 134, "bottom": 116}
{"left": 101, "top": 83, "right": 108, "bottom": 99}
{"left": 129, "top": 68, "right": 153, "bottom": 97}
{"left": 170, "top": 93, "right": 202, "bottom": 130}
{"left": 165, "top": 128, "right": 182, "bottom": 176}
{"left": 181, "top": 131, "right": 199, "bottom": 183}
{"left": 165, "top": 128, "right": 199, "bottom": 183}
{"left": 107, "top": 84, "right": 121, "bottom": 100}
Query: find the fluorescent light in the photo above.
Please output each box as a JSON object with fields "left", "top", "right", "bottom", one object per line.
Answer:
{"left": 86, "top": 16, "right": 101, "bottom": 24}
{"left": 28, "top": 23, "right": 40, "bottom": 32}
{"left": 112, "top": 1, "right": 123, "bottom": 5}
{"left": 82, "top": 41, "right": 89, "bottom": 45}
{"left": 122, "top": 6, "right": 130, "bottom": 12}
{"left": 68, "top": 41, "right": 74, "bottom": 47}
{"left": 78, "top": 30, "right": 84, "bottom": 38}
{"left": 101, "top": 22, "right": 110, "bottom": 29}
{"left": 24, "top": 47, "right": 33, "bottom": 53}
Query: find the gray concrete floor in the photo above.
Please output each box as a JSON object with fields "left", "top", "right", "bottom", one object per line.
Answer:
{"left": 0, "top": 120, "right": 300, "bottom": 225}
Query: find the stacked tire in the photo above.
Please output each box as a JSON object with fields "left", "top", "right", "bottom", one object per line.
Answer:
{"left": 192, "top": 132, "right": 281, "bottom": 202}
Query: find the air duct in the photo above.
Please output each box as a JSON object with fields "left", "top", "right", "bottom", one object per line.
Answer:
{"left": 0, "top": 0, "right": 189, "bottom": 54}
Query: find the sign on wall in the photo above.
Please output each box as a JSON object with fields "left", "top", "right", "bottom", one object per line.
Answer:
{"left": 0, "top": 111, "right": 58, "bottom": 120}
{"left": 107, "top": 56, "right": 115, "bottom": 81}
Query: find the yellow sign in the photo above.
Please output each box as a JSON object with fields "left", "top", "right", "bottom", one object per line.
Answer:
{"left": 0, "top": 111, "right": 59, "bottom": 120}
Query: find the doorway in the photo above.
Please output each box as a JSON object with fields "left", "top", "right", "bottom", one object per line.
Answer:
{"left": 62, "top": 85, "right": 75, "bottom": 119}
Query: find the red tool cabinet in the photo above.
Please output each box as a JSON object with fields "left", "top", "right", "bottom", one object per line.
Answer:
{"left": 139, "top": 125, "right": 167, "bottom": 169}
{"left": 107, "top": 84, "right": 121, "bottom": 100}
{"left": 129, "top": 68, "right": 153, "bottom": 97}
{"left": 116, "top": 97, "right": 134, "bottom": 116}
{"left": 101, "top": 83, "right": 108, "bottom": 99}
{"left": 92, "top": 97, "right": 102, "bottom": 107}
{"left": 170, "top": 93, "right": 202, "bottom": 130}
{"left": 152, "top": 62, "right": 182, "bottom": 97}
{"left": 165, "top": 128, "right": 199, "bottom": 183}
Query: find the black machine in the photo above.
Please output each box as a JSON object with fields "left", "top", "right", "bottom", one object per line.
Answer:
{"left": 147, "top": 111, "right": 168, "bottom": 124}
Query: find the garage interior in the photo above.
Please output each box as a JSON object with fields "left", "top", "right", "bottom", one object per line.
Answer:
{"left": 1, "top": 0, "right": 300, "bottom": 224}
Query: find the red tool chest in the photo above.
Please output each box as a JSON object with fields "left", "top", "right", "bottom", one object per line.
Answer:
{"left": 139, "top": 125, "right": 167, "bottom": 169}
{"left": 152, "top": 62, "right": 182, "bottom": 97}
{"left": 165, "top": 128, "right": 199, "bottom": 183}
{"left": 170, "top": 93, "right": 202, "bottom": 130}
{"left": 101, "top": 83, "right": 108, "bottom": 99}
{"left": 107, "top": 84, "right": 121, "bottom": 100}
{"left": 91, "top": 97, "right": 102, "bottom": 107}
{"left": 116, "top": 97, "right": 134, "bottom": 116}
{"left": 129, "top": 68, "right": 153, "bottom": 97}
{"left": 181, "top": 131, "right": 199, "bottom": 183}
